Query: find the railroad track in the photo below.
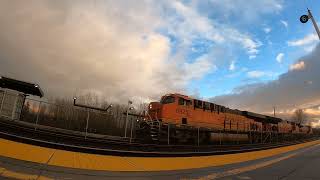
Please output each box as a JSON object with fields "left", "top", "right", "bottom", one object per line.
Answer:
{"left": 0, "top": 117, "right": 318, "bottom": 157}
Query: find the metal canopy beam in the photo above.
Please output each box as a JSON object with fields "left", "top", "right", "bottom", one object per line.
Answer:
{"left": 0, "top": 76, "right": 44, "bottom": 97}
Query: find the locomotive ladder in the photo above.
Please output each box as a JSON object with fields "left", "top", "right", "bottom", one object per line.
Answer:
{"left": 150, "top": 121, "right": 160, "bottom": 141}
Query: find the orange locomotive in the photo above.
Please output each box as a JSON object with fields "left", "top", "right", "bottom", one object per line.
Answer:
{"left": 137, "top": 93, "right": 312, "bottom": 144}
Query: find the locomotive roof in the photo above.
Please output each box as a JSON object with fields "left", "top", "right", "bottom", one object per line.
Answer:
{"left": 167, "top": 93, "right": 284, "bottom": 123}
{"left": 242, "top": 111, "right": 282, "bottom": 124}
{"left": 165, "top": 93, "right": 192, "bottom": 100}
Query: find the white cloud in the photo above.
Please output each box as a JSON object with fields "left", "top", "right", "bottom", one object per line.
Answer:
{"left": 164, "top": 1, "right": 262, "bottom": 58}
{"left": 304, "top": 44, "right": 317, "bottom": 52}
{"left": 276, "top": 53, "right": 284, "bottom": 63}
{"left": 183, "top": 54, "right": 216, "bottom": 80}
{"left": 0, "top": 1, "right": 217, "bottom": 102}
{"left": 249, "top": 55, "right": 257, "bottom": 59}
{"left": 226, "top": 66, "right": 248, "bottom": 78}
{"left": 0, "top": 0, "right": 284, "bottom": 103}
{"left": 229, "top": 60, "right": 236, "bottom": 71}
{"left": 289, "top": 61, "right": 305, "bottom": 71}
{"left": 280, "top": 20, "right": 288, "bottom": 28}
{"left": 288, "top": 34, "right": 318, "bottom": 47}
{"left": 222, "top": 29, "right": 263, "bottom": 57}
{"left": 166, "top": 0, "right": 225, "bottom": 45}
{"left": 211, "top": 44, "right": 320, "bottom": 115}
{"left": 247, "top": 71, "right": 270, "bottom": 78}
{"left": 263, "top": 27, "right": 272, "bottom": 33}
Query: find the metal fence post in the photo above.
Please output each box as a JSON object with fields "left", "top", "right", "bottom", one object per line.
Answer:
{"left": 236, "top": 122, "right": 239, "bottom": 144}
{"left": 0, "top": 91, "right": 6, "bottom": 116}
{"left": 130, "top": 118, "right": 134, "bottom": 143}
{"left": 56, "top": 106, "right": 60, "bottom": 119}
{"left": 85, "top": 110, "right": 90, "bottom": 140}
{"left": 219, "top": 130, "right": 222, "bottom": 145}
{"left": 197, "top": 127, "right": 200, "bottom": 146}
{"left": 261, "top": 128, "right": 263, "bottom": 144}
{"left": 65, "top": 108, "right": 69, "bottom": 130}
{"left": 56, "top": 106, "right": 60, "bottom": 128}
{"left": 34, "top": 102, "right": 42, "bottom": 130}
{"left": 75, "top": 110, "right": 79, "bottom": 131}
{"left": 167, "top": 124, "right": 170, "bottom": 145}
{"left": 124, "top": 110, "right": 129, "bottom": 137}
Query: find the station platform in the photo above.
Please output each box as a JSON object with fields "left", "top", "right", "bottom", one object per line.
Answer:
{"left": 0, "top": 138, "right": 319, "bottom": 179}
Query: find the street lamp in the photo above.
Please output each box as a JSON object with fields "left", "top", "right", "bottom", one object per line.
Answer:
{"left": 73, "top": 97, "right": 112, "bottom": 112}
{"left": 300, "top": 9, "right": 320, "bottom": 40}
{"left": 73, "top": 97, "right": 113, "bottom": 139}
{"left": 106, "top": 104, "right": 113, "bottom": 111}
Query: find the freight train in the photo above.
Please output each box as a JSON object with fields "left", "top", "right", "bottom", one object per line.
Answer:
{"left": 136, "top": 93, "right": 313, "bottom": 144}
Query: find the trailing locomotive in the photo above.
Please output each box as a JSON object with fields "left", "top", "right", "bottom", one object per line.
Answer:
{"left": 136, "top": 93, "right": 313, "bottom": 144}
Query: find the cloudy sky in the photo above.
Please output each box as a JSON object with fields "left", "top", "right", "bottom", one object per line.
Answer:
{"left": 0, "top": 0, "right": 320, "bottom": 125}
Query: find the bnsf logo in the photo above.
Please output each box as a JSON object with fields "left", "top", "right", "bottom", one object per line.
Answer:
{"left": 176, "top": 108, "right": 190, "bottom": 116}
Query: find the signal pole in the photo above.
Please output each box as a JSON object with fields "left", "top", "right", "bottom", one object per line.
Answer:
{"left": 300, "top": 8, "right": 320, "bottom": 40}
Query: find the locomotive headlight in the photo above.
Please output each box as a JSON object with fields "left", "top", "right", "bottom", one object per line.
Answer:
{"left": 149, "top": 104, "right": 152, "bottom": 109}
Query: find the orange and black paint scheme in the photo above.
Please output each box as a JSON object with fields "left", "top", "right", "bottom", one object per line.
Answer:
{"left": 137, "top": 93, "right": 313, "bottom": 144}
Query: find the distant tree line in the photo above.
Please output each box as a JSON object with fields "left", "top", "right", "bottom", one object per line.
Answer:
{"left": 20, "top": 92, "right": 148, "bottom": 137}
{"left": 292, "top": 108, "right": 308, "bottom": 125}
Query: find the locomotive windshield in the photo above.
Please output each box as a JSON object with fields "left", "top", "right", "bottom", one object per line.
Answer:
{"left": 161, "top": 96, "right": 175, "bottom": 104}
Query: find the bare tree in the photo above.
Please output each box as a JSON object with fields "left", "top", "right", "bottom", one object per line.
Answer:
{"left": 292, "top": 109, "right": 307, "bottom": 124}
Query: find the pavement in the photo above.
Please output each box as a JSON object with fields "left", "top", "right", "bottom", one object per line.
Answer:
{"left": 0, "top": 138, "right": 319, "bottom": 179}
{"left": 218, "top": 143, "right": 320, "bottom": 180}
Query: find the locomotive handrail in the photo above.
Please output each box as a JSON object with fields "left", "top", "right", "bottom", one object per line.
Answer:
{"left": 141, "top": 119, "right": 253, "bottom": 132}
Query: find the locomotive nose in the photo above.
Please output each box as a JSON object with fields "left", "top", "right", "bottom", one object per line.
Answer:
{"left": 149, "top": 102, "right": 162, "bottom": 110}
{"left": 148, "top": 102, "right": 162, "bottom": 120}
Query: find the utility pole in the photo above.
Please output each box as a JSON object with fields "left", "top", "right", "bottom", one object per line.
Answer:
{"left": 300, "top": 8, "right": 320, "bottom": 40}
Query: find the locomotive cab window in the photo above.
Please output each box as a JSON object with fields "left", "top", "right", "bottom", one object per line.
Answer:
{"left": 211, "top": 104, "right": 216, "bottom": 111}
{"left": 204, "top": 102, "right": 210, "bottom": 110}
{"left": 178, "top": 98, "right": 191, "bottom": 106}
{"left": 161, "top": 96, "right": 175, "bottom": 104}
{"left": 210, "top": 103, "right": 214, "bottom": 112}
{"left": 194, "top": 100, "right": 203, "bottom": 108}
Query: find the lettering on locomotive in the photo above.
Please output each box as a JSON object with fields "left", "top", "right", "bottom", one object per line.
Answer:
{"left": 175, "top": 108, "right": 190, "bottom": 117}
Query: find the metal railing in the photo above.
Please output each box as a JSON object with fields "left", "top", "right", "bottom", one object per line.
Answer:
{"left": 0, "top": 90, "right": 138, "bottom": 140}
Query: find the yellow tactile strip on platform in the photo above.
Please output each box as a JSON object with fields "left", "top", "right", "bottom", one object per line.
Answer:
{"left": 0, "top": 138, "right": 319, "bottom": 171}
{"left": 0, "top": 138, "right": 55, "bottom": 164}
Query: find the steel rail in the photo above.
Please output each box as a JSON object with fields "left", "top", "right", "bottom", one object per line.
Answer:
{"left": 0, "top": 130, "right": 317, "bottom": 157}
{"left": 1, "top": 118, "right": 313, "bottom": 151}
{"left": 0, "top": 119, "right": 318, "bottom": 157}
